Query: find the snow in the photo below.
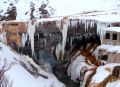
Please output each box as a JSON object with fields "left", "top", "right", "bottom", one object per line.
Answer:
{"left": 91, "top": 66, "right": 110, "bottom": 83}
{"left": 106, "top": 80, "right": 120, "bottom": 87}
{"left": 67, "top": 55, "right": 94, "bottom": 82}
{"left": 6, "top": 65, "right": 64, "bottom": 87}
{"left": 96, "top": 44, "right": 120, "bottom": 53}
{"left": 77, "top": 10, "right": 120, "bottom": 23}
{"left": 37, "top": 17, "right": 63, "bottom": 22}
{"left": 0, "top": 0, "right": 120, "bottom": 87}
{"left": 15, "top": 0, "right": 31, "bottom": 20}
{"left": 103, "top": 27, "right": 120, "bottom": 32}
{"left": 50, "top": 0, "right": 120, "bottom": 17}
{"left": 91, "top": 63, "right": 120, "bottom": 83}
{"left": 0, "top": 42, "right": 65, "bottom": 87}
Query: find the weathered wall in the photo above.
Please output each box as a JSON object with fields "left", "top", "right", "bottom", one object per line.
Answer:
{"left": 102, "top": 31, "right": 120, "bottom": 46}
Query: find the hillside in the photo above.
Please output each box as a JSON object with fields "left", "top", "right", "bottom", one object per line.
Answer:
{"left": 0, "top": 0, "right": 120, "bottom": 21}
{"left": 0, "top": 42, "right": 65, "bottom": 87}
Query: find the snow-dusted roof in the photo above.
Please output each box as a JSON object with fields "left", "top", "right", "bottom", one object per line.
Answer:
{"left": 103, "top": 27, "right": 120, "bottom": 32}
{"left": 97, "top": 44, "right": 120, "bottom": 53}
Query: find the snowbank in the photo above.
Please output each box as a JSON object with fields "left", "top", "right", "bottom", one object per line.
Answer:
{"left": 91, "top": 64, "right": 113, "bottom": 83}
{"left": 0, "top": 42, "right": 65, "bottom": 87}
{"left": 90, "top": 63, "right": 120, "bottom": 87}
{"left": 106, "top": 80, "right": 120, "bottom": 87}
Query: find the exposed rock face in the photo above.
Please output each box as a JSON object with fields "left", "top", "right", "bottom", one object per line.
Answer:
{"left": 0, "top": 3, "right": 17, "bottom": 21}
{"left": 0, "top": 0, "right": 55, "bottom": 21}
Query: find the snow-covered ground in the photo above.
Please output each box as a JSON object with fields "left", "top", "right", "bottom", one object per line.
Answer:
{"left": 0, "top": 42, "right": 65, "bottom": 87}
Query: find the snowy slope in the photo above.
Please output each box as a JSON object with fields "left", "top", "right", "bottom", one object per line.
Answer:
{"left": 0, "top": 42, "right": 65, "bottom": 87}
{"left": 50, "top": 0, "right": 120, "bottom": 16}
{"left": 0, "top": 0, "right": 120, "bottom": 21}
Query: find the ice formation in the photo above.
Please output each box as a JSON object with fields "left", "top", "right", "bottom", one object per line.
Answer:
{"left": 61, "top": 20, "right": 69, "bottom": 60}
{"left": 96, "top": 22, "right": 110, "bottom": 40}
{"left": 0, "top": 22, "right": 7, "bottom": 44}
{"left": 21, "top": 33, "right": 28, "bottom": 47}
{"left": 67, "top": 55, "right": 94, "bottom": 82}
{"left": 27, "top": 21, "right": 36, "bottom": 56}
{"left": 55, "top": 43, "right": 62, "bottom": 60}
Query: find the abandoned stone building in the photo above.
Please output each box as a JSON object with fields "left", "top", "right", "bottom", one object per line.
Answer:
{"left": 2, "top": 21, "right": 27, "bottom": 48}
{"left": 102, "top": 27, "right": 120, "bottom": 46}
{"left": 98, "top": 27, "right": 120, "bottom": 63}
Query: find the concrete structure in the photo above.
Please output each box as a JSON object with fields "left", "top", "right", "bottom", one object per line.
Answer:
{"left": 2, "top": 21, "right": 27, "bottom": 48}
{"left": 98, "top": 26, "right": 120, "bottom": 63}
{"left": 102, "top": 27, "right": 120, "bottom": 46}
{"left": 98, "top": 27, "right": 120, "bottom": 63}
{"left": 3, "top": 21, "right": 27, "bottom": 33}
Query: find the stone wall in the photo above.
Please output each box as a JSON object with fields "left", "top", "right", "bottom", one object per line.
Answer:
{"left": 102, "top": 31, "right": 120, "bottom": 46}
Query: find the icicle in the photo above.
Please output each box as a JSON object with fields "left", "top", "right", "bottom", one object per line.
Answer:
{"left": 27, "top": 21, "right": 36, "bottom": 56}
{"left": 87, "top": 21, "right": 89, "bottom": 31}
{"left": 90, "top": 20, "right": 95, "bottom": 28}
{"left": 83, "top": 19, "right": 87, "bottom": 32}
{"left": 61, "top": 20, "right": 69, "bottom": 60}
{"left": 79, "top": 19, "right": 83, "bottom": 24}
{"left": 70, "top": 37, "right": 73, "bottom": 48}
{"left": 71, "top": 20, "right": 77, "bottom": 27}
{"left": 97, "top": 22, "right": 109, "bottom": 43}
{"left": 21, "top": 33, "right": 28, "bottom": 47}
{"left": 56, "top": 20, "right": 61, "bottom": 31}
{"left": 0, "top": 22, "right": 7, "bottom": 44}
{"left": 90, "top": 21, "right": 93, "bottom": 28}
{"left": 0, "top": 22, "right": 3, "bottom": 30}
{"left": 55, "top": 43, "right": 62, "bottom": 60}
{"left": 84, "top": 20, "right": 86, "bottom": 31}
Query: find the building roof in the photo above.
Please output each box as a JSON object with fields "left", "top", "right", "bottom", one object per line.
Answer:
{"left": 103, "top": 27, "right": 120, "bottom": 32}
